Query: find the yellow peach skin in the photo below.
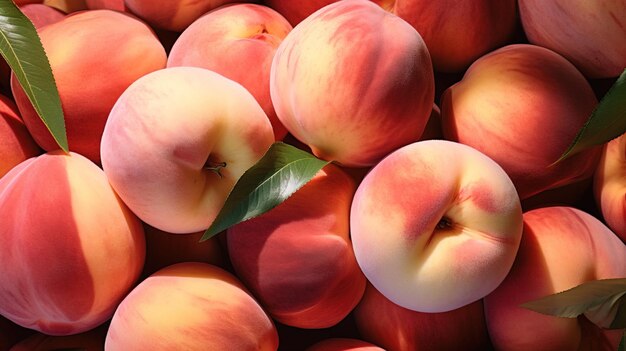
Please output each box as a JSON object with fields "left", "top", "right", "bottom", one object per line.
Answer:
{"left": 483, "top": 207, "right": 626, "bottom": 350}
{"left": 100, "top": 67, "right": 274, "bottom": 234}
{"left": 594, "top": 133, "right": 626, "bottom": 242}
{"left": 227, "top": 164, "right": 366, "bottom": 329}
{"left": 519, "top": 0, "right": 626, "bottom": 78}
{"left": 11, "top": 9, "right": 166, "bottom": 164}
{"left": 104, "top": 262, "right": 279, "bottom": 351}
{"left": 270, "top": 0, "right": 434, "bottom": 167}
{"left": 350, "top": 140, "right": 523, "bottom": 313}
{"left": 442, "top": 44, "right": 601, "bottom": 200}
{"left": 0, "top": 151, "right": 145, "bottom": 335}
{"left": 168, "top": 3, "right": 292, "bottom": 140}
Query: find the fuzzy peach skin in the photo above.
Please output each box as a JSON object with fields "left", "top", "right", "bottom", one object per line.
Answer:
{"left": 305, "top": 338, "right": 384, "bottom": 351}
{"left": 351, "top": 140, "right": 523, "bottom": 313}
{"left": 9, "top": 325, "right": 107, "bottom": 351}
{"left": 354, "top": 284, "right": 492, "bottom": 350}
{"left": 519, "top": 0, "right": 626, "bottom": 78}
{"left": 0, "top": 94, "right": 40, "bottom": 178}
{"left": 442, "top": 44, "right": 601, "bottom": 200}
{"left": 270, "top": 0, "right": 434, "bottom": 167}
{"left": 168, "top": 3, "right": 292, "bottom": 140}
{"left": 264, "top": 0, "right": 334, "bottom": 25}
{"left": 11, "top": 10, "right": 166, "bottom": 164}
{"left": 227, "top": 164, "right": 366, "bottom": 328}
{"left": 124, "top": 0, "right": 238, "bottom": 32}
{"left": 100, "top": 67, "right": 274, "bottom": 234}
{"left": 85, "top": 0, "right": 127, "bottom": 11}
{"left": 18, "top": 4, "right": 65, "bottom": 29}
{"left": 0, "top": 151, "right": 145, "bottom": 335}
{"left": 484, "top": 207, "right": 626, "bottom": 351}
{"left": 594, "top": 133, "right": 626, "bottom": 242}
{"left": 105, "top": 262, "right": 278, "bottom": 351}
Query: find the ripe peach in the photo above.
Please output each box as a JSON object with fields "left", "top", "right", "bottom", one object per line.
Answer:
{"left": 0, "top": 94, "right": 40, "bottom": 178}
{"left": 484, "top": 207, "right": 626, "bottom": 350}
{"left": 270, "top": 0, "right": 434, "bottom": 167}
{"left": 306, "top": 338, "right": 384, "bottom": 351}
{"left": 105, "top": 262, "right": 279, "bottom": 350}
{"left": 18, "top": 4, "right": 64, "bottom": 29}
{"left": 0, "top": 151, "right": 145, "bottom": 335}
{"left": 519, "top": 0, "right": 626, "bottom": 78}
{"left": 354, "top": 284, "right": 492, "bottom": 350}
{"left": 100, "top": 67, "right": 274, "bottom": 234}
{"left": 227, "top": 164, "right": 366, "bottom": 328}
{"left": 594, "top": 133, "right": 626, "bottom": 242}
{"left": 168, "top": 3, "right": 292, "bottom": 140}
{"left": 85, "top": 0, "right": 126, "bottom": 11}
{"left": 350, "top": 140, "right": 523, "bottom": 312}
{"left": 11, "top": 9, "right": 166, "bottom": 164}
{"left": 442, "top": 44, "right": 601, "bottom": 200}
{"left": 124, "top": 0, "right": 238, "bottom": 32}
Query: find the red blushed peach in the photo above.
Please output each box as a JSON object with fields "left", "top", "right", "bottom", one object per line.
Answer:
{"left": 351, "top": 140, "right": 523, "bottom": 313}
{"left": 105, "top": 262, "right": 279, "bottom": 351}
{"left": 227, "top": 164, "right": 366, "bottom": 329}
{"left": 168, "top": 3, "right": 292, "bottom": 140}
{"left": 0, "top": 94, "right": 40, "bottom": 178}
{"left": 594, "top": 133, "right": 626, "bottom": 242}
{"left": 442, "top": 44, "right": 601, "bottom": 200}
{"left": 483, "top": 207, "right": 626, "bottom": 351}
{"left": 519, "top": 0, "right": 626, "bottom": 78}
{"left": 85, "top": 0, "right": 126, "bottom": 11}
{"left": 124, "top": 0, "right": 238, "bottom": 32}
{"left": 306, "top": 338, "right": 384, "bottom": 351}
{"left": 264, "top": 0, "right": 334, "bottom": 25}
{"left": 19, "top": 4, "right": 65, "bottom": 29}
{"left": 354, "top": 284, "right": 492, "bottom": 350}
{"left": 0, "top": 151, "right": 145, "bottom": 335}
{"left": 100, "top": 67, "right": 274, "bottom": 234}
{"left": 9, "top": 324, "right": 107, "bottom": 351}
{"left": 271, "top": 0, "right": 434, "bottom": 167}
{"left": 11, "top": 9, "right": 166, "bottom": 164}
{"left": 141, "top": 223, "right": 225, "bottom": 278}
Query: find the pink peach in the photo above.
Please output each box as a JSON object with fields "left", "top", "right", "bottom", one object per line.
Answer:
{"left": 306, "top": 338, "right": 384, "bottom": 351}
{"left": 594, "top": 133, "right": 626, "bottom": 242}
{"left": 0, "top": 94, "right": 40, "bottom": 179}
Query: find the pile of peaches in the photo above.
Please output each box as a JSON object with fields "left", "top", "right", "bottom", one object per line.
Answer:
{"left": 1, "top": 0, "right": 625, "bottom": 350}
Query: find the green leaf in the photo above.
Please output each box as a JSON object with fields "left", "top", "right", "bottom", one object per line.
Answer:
{"left": 619, "top": 330, "right": 625, "bottom": 351}
{"left": 0, "top": 0, "right": 66, "bottom": 151}
{"left": 521, "top": 278, "right": 626, "bottom": 329}
{"left": 201, "top": 142, "right": 331, "bottom": 241}
{"left": 555, "top": 69, "right": 626, "bottom": 163}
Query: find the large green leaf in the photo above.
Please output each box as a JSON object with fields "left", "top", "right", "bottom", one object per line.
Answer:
{"left": 521, "top": 278, "right": 626, "bottom": 329}
{"left": 201, "top": 142, "right": 331, "bottom": 241}
{"left": 0, "top": 0, "right": 66, "bottom": 151}
{"left": 556, "top": 69, "right": 626, "bottom": 163}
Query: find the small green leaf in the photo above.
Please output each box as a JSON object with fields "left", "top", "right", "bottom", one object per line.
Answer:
{"left": 555, "top": 69, "right": 626, "bottom": 163}
{"left": 0, "top": 0, "right": 67, "bottom": 151}
{"left": 201, "top": 142, "right": 331, "bottom": 241}
{"left": 521, "top": 278, "right": 626, "bottom": 329}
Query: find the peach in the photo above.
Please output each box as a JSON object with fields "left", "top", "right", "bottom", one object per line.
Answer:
{"left": 270, "top": 0, "right": 434, "bottom": 167}
{"left": 100, "top": 67, "right": 274, "bottom": 234}
{"left": 124, "top": 0, "right": 238, "bottom": 32}
{"left": 594, "top": 133, "right": 626, "bottom": 242}
{"left": 519, "top": 0, "right": 626, "bottom": 78}
{"left": 11, "top": 9, "right": 166, "bottom": 164}
{"left": 354, "top": 284, "right": 492, "bottom": 350}
{"left": 18, "top": 4, "right": 65, "bottom": 29}
{"left": 85, "top": 0, "right": 127, "bottom": 11}
{"left": 0, "top": 151, "right": 145, "bottom": 335}
{"left": 0, "top": 94, "right": 40, "bottom": 179}
{"left": 483, "top": 206, "right": 626, "bottom": 350}
{"left": 441, "top": 44, "right": 601, "bottom": 200}
{"left": 350, "top": 140, "right": 523, "bottom": 312}
{"left": 105, "top": 262, "right": 278, "bottom": 350}
{"left": 168, "top": 3, "right": 292, "bottom": 140}
{"left": 265, "top": 0, "right": 516, "bottom": 72}
{"left": 227, "top": 164, "right": 366, "bottom": 328}
{"left": 42, "top": 0, "right": 87, "bottom": 13}
{"left": 306, "top": 338, "right": 384, "bottom": 351}
{"left": 141, "top": 223, "right": 225, "bottom": 278}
